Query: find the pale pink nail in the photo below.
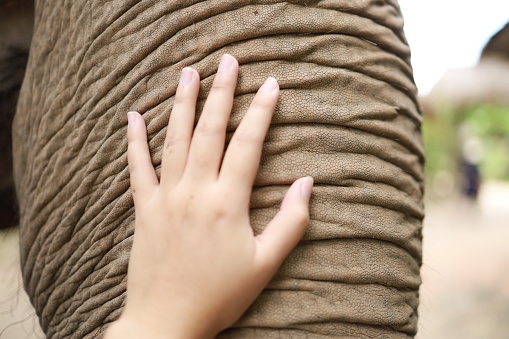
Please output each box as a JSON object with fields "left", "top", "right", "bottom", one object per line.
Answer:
{"left": 259, "top": 77, "right": 279, "bottom": 93}
{"left": 300, "top": 176, "right": 314, "bottom": 200}
{"left": 127, "top": 111, "right": 138, "bottom": 127}
{"left": 179, "top": 67, "right": 194, "bottom": 86}
{"left": 218, "top": 54, "right": 234, "bottom": 72}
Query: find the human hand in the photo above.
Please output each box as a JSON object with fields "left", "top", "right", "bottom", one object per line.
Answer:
{"left": 105, "top": 54, "right": 313, "bottom": 339}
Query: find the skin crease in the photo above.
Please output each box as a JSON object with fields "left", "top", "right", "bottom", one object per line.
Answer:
{"left": 104, "top": 54, "right": 313, "bottom": 339}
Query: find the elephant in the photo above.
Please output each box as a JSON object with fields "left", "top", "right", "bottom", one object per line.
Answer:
{"left": 13, "top": 0, "right": 424, "bottom": 338}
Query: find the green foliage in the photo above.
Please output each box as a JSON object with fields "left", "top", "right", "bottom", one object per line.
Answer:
{"left": 423, "top": 104, "right": 458, "bottom": 179}
{"left": 464, "top": 105, "right": 509, "bottom": 180}
{"left": 423, "top": 103, "right": 509, "bottom": 186}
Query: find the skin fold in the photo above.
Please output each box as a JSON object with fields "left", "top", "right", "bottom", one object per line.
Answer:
{"left": 13, "top": 1, "right": 424, "bottom": 338}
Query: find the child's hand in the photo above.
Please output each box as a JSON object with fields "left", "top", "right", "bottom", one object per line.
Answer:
{"left": 106, "top": 54, "right": 313, "bottom": 339}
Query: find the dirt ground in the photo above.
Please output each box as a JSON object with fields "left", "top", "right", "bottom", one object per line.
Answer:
{"left": 417, "top": 181, "right": 509, "bottom": 339}
{"left": 0, "top": 230, "right": 43, "bottom": 339}
{"left": 1, "top": 181, "right": 508, "bottom": 338}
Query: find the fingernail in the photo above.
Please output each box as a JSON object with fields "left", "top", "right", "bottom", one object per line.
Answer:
{"left": 259, "top": 77, "right": 278, "bottom": 93}
{"left": 300, "top": 176, "right": 314, "bottom": 200}
{"left": 127, "top": 111, "right": 138, "bottom": 127}
{"left": 179, "top": 67, "right": 194, "bottom": 86}
{"left": 218, "top": 54, "right": 234, "bottom": 72}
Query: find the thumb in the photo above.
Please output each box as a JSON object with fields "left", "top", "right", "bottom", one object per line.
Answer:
{"left": 254, "top": 176, "right": 313, "bottom": 277}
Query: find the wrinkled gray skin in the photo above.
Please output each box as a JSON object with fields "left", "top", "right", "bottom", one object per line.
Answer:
{"left": 13, "top": 1, "right": 424, "bottom": 338}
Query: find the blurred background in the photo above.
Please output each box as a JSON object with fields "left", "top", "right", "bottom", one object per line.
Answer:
{"left": 399, "top": 1, "right": 509, "bottom": 338}
{"left": 1, "top": 1, "right": 508, "bottom": 338}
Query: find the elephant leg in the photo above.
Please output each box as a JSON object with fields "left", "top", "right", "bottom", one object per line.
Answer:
{"left": 14, "top": 1, "right": 424, "bottom": 338}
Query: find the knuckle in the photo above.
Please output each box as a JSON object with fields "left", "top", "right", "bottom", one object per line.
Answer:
{"left": 211, "top": 82, "right": 231, "bottom": 92}
{"left": 195, "top": 120, "right": 223, "bottom": 136}
{"left": 249, "top": 98, "right": 269, "bottom": 111}
{"left": 208, "top": 189, "right": 234, "bottom": 221}
{"left": 128, "top": 137, "right": 144, "bottom": 149}
{"left": 210, "top": 75, "right": 236, "bottom": 94}
{"left": 174, "top": 94, "right": 189, "bottom": 106}
{"left": 233, "top": 130, "right": 261, "bottom": 146}
{"left": 164, "top": 134, "right": 187, "bottom": 150}
{"left": 128, "top": 161, "right": 138, "bottom": 173}
{"left": 127, "top": 134, "right": 138, "bottom": 146}
{"left": 127, "top": 143, "right": 143, "bottom": 160}
{"left": 292, "top": 206, "right": 310, "bottom": 226}
{"left": 128, "top": 162, "right": 144, "bottom": 180}
{"left": 213, "top": 207, "right": 228, "bottom": 221}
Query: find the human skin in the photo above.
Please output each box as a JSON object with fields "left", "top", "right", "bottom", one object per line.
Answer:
{"left": 105, "top": 55, "right": 313, "bottom": 339}
{"left": 14, "top": 1, "right": 424, "bottom": 338}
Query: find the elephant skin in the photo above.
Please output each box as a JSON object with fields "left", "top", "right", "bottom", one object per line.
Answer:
{"left": 14, "top": 0, "right": 424, "bottom": 338}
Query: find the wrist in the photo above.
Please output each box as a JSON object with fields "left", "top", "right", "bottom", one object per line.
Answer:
{"left": 104, "top": 314, "right": 217, "bottom": 339}
{"left": 105, "top": 319, "right": 152, "bottom": 339}
{"left": 105, "top": 318, "right": 179, "bottom": 339}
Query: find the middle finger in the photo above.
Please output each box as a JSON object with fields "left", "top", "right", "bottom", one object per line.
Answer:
{"left": 185, "top": 54, "right": 239, "bottom": 181}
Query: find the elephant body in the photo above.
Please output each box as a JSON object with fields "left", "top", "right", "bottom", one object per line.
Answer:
{"left": 14, "top": 1, "right": 424, "bottom": 338}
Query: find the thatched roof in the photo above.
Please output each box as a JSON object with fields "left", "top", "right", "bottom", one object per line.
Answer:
{"left": 481, "top": 23, "right": 509, "bottom": 62}
{"left": 424, "top": 22, "right": 509, "bottom": 110}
